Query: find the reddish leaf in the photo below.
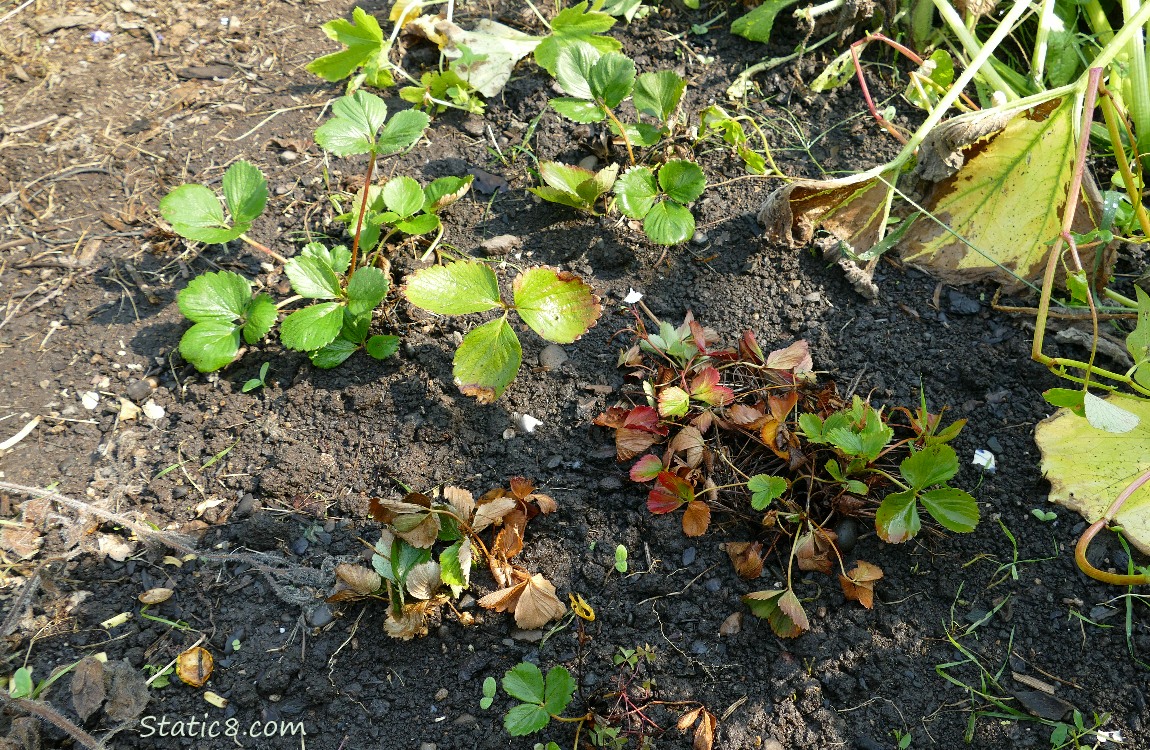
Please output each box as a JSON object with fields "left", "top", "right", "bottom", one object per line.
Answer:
{"left": 765, "top": 340, "right": 813, "bottom": 372}
{"left": 727, "top": 403, "right": 766, "bottom": 427}
{"left": 648, "top": 471, "right": 693, "bottom": 513}
{"left": 594, "top": 407, "right": 629, "bottom": 429}
{"left": 630, "top": 454, "right": 664, "bottom": 482}
{"left": 624, "top": 405, "right": 667, "bottom": 434}
{"left": 689, "top": 320, "right": 710, "bottom": 354}
{"left": 689, "top": 367, "right": 733, "bottom": 407}
{"left": 767, "top": 390, "right": 799, "bottom": 421}
{"left": 739, "top": 330, "right": 765, "bottom": 363}
{"left": 682, "top": 500, "right": 711, "bottom": 537}
{"left": 691, "top": 410, "right": 714, "bottom": 434}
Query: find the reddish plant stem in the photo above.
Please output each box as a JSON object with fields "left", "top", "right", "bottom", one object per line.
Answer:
{"left": 349, "top": 150, "right": 377, "bottom": 275}
{"left": 850, "top": 40, "right": 908, "bottom": 144}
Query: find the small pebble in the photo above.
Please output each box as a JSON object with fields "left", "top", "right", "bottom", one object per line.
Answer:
{"left": 126, "top": 379, "right": 153, "bottom": 402}
{"left": 291, "top": 537, "right": 309, "bottom": 555}
{"left": 307, "top": 605, "right": 333, "bottom": 628}
{"left": 419, "top": 743, "right": 437, "bottom": 750}
{"left": 578, "top": 155, "right": 599, "bottom": 171}
{"left": 598, "top": 476, "right": 623, "bottom": 491}
{"left": 545, "top": 455, "right": 562, "bottom": 469}
{"left": 539, "top": 344, "right": 569, "bottom": 370}
{"left": 986, "top": 436, "right": 1004, "bottom": 453}
{"left": 691, "top": 230, "right": 708, "bottom": 246}
{"left": 510, "top": 628, "right": 543, "bottom": 643}
{"left": 704, "top": 578, "right": 721, "bottom": 592}
{"left": 480, "top": 234, "right": 522, "bottom": 256}
{"left": 279, "top": 150, "right": 298, "bottom": 164}
{"left": 682, "top": 547, "right": 697, "bottom": 566}
{"left": 434, "top": 688, "right": 449, "bottom": 701}
{"left": 834, "top": 518, "right": 858, "bottom": 553}
{"left": 172, "top": 486, "right": 188, "bottom": 499}
{"left": 234, "top": 494, "right": 258, "bottom": 518}
{"left": 690, "top": 640, "right": 708, "bottom": 655}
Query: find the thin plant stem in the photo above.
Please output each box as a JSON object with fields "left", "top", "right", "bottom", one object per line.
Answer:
{"left": 1099, "top": 86, "right": 1150, "bottom": 237}
{"left": 602, "top": 105, "right": 636, "bottom": 165}
{"left": 240, "top": 234, "right": 287, "bottom": 264}
{"left": 349, "top": 150, "right": 377, "bottom": 275}
{"left": 1075, "top": 468, "right": 1150, "bottom": 586}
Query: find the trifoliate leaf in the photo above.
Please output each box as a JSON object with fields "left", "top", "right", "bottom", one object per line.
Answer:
{"left": 221, "top": 160, "right": 268, "bottom": 225}
{"left": 375, "top": 109, "right": 430, "bottom": 155}
{"left": 314, "top": 91, "right": 389, "bottom": 157}
{"left": 657, "top": 160, "right": 706, "bottom": 204}
{"left": 453, "top": 316, "right": 522, "bottom": 402}
{"left": 160, "top": 184, "right": 244, "bottom": 244}
{"left": 306, "top": 7, "right": 389, "bottom": 85}
{"left": 643, "top": 200, "right": 694, "bottom": 245}
{"left": 633, "top": 70, "right": 686, "bottom": 122}
{"left": 180, "top": 321, "right": 241, "bottom": 372}
{"left": 366, "top": 334, "right": 399, "bottom": 360}
{"left": 177, "top": 270, "right": 252, "bottom": 323}
{"left": 553, "top": 41, "right": 599, "bottom": 100}
{"left": 242, "top": 294, "right": 277, "bottom": 344}
{"left": 284, "top": 255, "right": 343, "bottom": 300}
{"left": 280, "top": 302, "right": 344, "bottom": 352}
{"left": 403, "top": 260, "right": 502, "bottom": 315}
{"left": 308, "top": 336, "right": 358, "bottom": 369}
{"left": 302, "top": 242, "right": 352, "bottom": 276}
{"left": 747, "top": 474, "right": 787, "bottom": 510}
{"left": 346, "top": 265, "right": 389, "bottom": 316}
{"left": 614, "top": 166, "right": 658, "bottom": 219}
{"left": 512, "top": 267, "right": 602, "bottom": 343}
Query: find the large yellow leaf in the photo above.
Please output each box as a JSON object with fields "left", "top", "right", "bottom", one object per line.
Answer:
{"left": 1035, "top": 395, "right": 1150, "bottom": 553}
{"left": 899, "top": 97, "right": 1105, "bottom": 288}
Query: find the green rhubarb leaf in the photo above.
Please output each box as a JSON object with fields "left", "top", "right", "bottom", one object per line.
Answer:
{"left": 748, "top": 474, "right": 788, "bottom": 510}
{"left": 284, "top": 255, "right": 342, "bottom": 299}
{"left": 177, "top": 270, "right": 251, "bottom": 323}
{"left": 899, "top": 445, "right": 959, "bottom": 490}
{"left": 642, "top": 200, "right": 694, "bottom": 245}
{"left": 381, "top": 176, "right": 425, "bottom": 218}
{"left": 658, "top": 160, "right": 706, "bottom": 204}
{"left": 588, "top": 52, "right": 635, "bottom": 108}
{"left": 306, "top": 7, "right": 388, "bottom": 84}
{"left": 512, "top": 267, "right": 602, "bottom": 343}
{"left": 875, "top": 490, "right": 921, "bottom": 543}
{"left": 534, "top": 3, "right": 620, "bottom": 77}
{"left": 222, "top": 160, "right": 268, "bottom": 225}
{"left": 180, "top": 321, "right": 241, "bottom": 372}
{"left": 242, "top": 294, "right": 277, "bottom": 344}
{"left": 308, "top": 336, "right": 358, "bottom": 369}
{"left": 920, "top": 487, "right": 979, "bottom": 533}
{"left": 314, "top": 91, "right": 389, "bottom": 156}
{"left": 543, "top": 666, "right": 575, "bottom": 715}
{"left": 403, "top": 260, "right": 502, "bottom": 315}
{"left": 423, "top": 175, "right": 473, "bottom": 213}
{"left": 160, "top": 184, "right": 244, "bottom": 244}
{"left": 365, "top": 334, "right": 399, "bottom": 360}
{"left": 346, "top": 266, "right": 389, "bottom": 316}
{"left": 614, "top": 166, "right": 658, "bottom": 219}
{"left": 502, "top": 662, "right": 545, "bottom": 704}
{"left": 633, "top": 70, "right": 686, "bottom": 123}
{"left": 453, "top": 317, "right": 522, "bottom": 402}
{"left": 376, "top": 109, "right": 431, "bottom": 155}
{"left": 731, "top": 0, "right": 802, "bottom": 43}
{"left": 280, "top": 302, "right": 344, "bottom": 352}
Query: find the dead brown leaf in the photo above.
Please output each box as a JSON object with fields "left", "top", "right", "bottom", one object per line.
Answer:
{"left": 682, "top": 500, "right": 711, "bottom": 537}
{"left": 515, "top": 574, "right": 566, "bottom": 629}
{"left": 796, "top": 529, "right": 838, "bottom": 574}
{"left": 616, "top": 427, "right": 662, "bottom": 460}
{"left": 725, "top": 541, "right": 764, "bottom": 579}
{"left": 70, "top": 657, "right": 106, "bottom": 722}
{"left": 694, "top": 709, "right": 717, "bottom": 750}
{"left": 839, "top": 560, "right": 884, "bottom": 609}
{"left": 669, "top": 426, "right": 705, "bottom": 468}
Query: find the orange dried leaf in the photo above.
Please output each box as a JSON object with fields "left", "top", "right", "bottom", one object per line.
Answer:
{"left": 493, "top": 508, "right": 527, "bottom": 559}
{"left": 840, "top": 560, "right": 884, "bottom": 609}
{"left": 682, "top": 500, "right": 711, "bottom": 537}
{"left": 478, "top": 580, "right": 527, "bottom": 613}
{"left": 694, "top": 709, "right": 717, "bottom": 750}
{"left": 725, "top": 541, "right": 764, "bottom": 579}
{"left": 529, "top": 493, "right": 558, "bottom": 514}
{"left": 795, "top": 529, "right": 837, "bottom": 574}
{"left": 509, "top": 476, "right": 535, "bottom": 500}
{"left": 677, "top": 707, "right": 702, "bottom": 731}
{"left": 727, "top": 404, "right": 765, "bottom": 427}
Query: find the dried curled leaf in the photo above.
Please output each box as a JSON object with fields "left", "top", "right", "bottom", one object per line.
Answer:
{"left": 839, "top": 560, "right": 884, "bottom": 609}
{"left": 385, "top": 601, "right": 432, "bottom": 640}
{"left": 478, "top": 573, "right": 566, "bottom": 629}
{"left": 795, "top": 529, "right": 838, "bottom": 574}
{"left": 71, "top": 656, "right": 106, "bottom": 722}
{"left": 335, "top": 563, "right": 383, "bottom": 595}
{"left": 725, "top": 541, "right": 764, "bottom": 579}
{"left": 682, "top": 500, "right": 711, "bottom": 537}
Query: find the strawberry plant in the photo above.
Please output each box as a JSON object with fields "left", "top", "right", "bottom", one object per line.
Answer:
{"left": 596, "top": 312, "right": 976, "bottom": 638}
{"left": 528, "top": 161, "right": 619, "bottom": 214}
{"left": 614, "top": 160, "right": 706, "bottom": 245}
{"left": 403, "top": 260, "right": 602, "bottom": 402}
{"left": 336, "top": 174, "right": 474, "bottom": 261}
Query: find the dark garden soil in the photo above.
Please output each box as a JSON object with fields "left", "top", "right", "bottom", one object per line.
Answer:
{"left": 1, "top": 1, "right": 1147, "bottom": 749}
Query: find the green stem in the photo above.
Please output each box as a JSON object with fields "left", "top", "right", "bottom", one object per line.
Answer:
{"left": 930, "top": 0, "right": 1021, "bottom": 100}
{"left": 1081, "top": 0, "right": 1115, "bottom": 45}
{"left": 1120, "top": 0, "right": 1150, "bottom": 172}
{"left": 1075, "top": 468, "right": 1150, "bottom": 586}
{"left": 420, "top": 223, "right": 446, "bottom": 262}
{"left": 1031, "top": 0, "right": 1056, "bottom": 88}
{"left": 1099, "top": 89, "right": 1150, "bottom": 238}
{"left": 349, "top": 150, "right": 377, "bottom": 275}
{"left": 1102, "top": 288, "right": 1139, "bottom": 308}
{"left": 601, "top": 104, "right": 636, "bottom": 165}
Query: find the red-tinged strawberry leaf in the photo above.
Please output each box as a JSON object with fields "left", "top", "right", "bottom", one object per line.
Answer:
{"left": 743, "top": 589, "right": 809, "bottom": 638}
{"left": 630, "top": 454, "right": 664, "bottom": 482}
{"left": 689, "top": 320, "right": 709, "bottom": 353}
{"left": 594, "top": 406, "right": 628, "bottom": 429}
{"left": 648, "top": 471, "right": 694, "bottom": 513}
{"left": 624, "top": 405, "right": 668, "bottom": 435}
{"left": 658, "top": 386, "right": 691, "bottom": 417}
{"left": 765, "top": 340, "right": 813, "bottom": 372}
{"left": 727, "top": 403, "right": 765, "bottom": 427}
{"left": 682, "top": 500, "right": 711, "bottom": 536}
{"left": 690, "top": 367, "right": 733, "bottom": 407}
{"left": 740, "top": 330, "right": 765, "bottom": 363}
{"left": 648, "top": 489, "right": 684, "bottom": 514}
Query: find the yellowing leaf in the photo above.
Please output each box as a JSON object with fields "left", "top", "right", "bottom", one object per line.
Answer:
{"left": 899, "top": 97, "right": 1105, "bottom": 287}
{"left": 1035, "top": 395, "right": 1150, "bottom": 553}
{"left": 758, "top": 168, "right": 896, "bottom": 255}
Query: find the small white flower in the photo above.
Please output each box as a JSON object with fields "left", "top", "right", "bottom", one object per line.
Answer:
{"left": 973, "top": 449, "right": 996, "bottom": 473}
{"left": 623, "top": 288, "right": 643, "bottom": 304}
{"left": 88, "top": 29, "right": 112, "bottom": 43}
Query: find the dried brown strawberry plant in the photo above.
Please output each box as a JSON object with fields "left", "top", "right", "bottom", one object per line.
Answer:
{"left": 595, "top": 312, "right": 975, "bottom": 638}
{"left": 327, "top": 477, "right": 566, "bottom": 639}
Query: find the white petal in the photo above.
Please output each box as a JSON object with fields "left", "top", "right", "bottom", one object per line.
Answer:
{"left": 623, "top": 288, "right": 643, "bottom": 304}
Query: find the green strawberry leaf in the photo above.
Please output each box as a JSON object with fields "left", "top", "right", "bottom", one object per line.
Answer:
{"left": 284, "top": 255, "right": 343, "bottom": 300}
{"left": 308, "top": 336, "right": 358, "bottom": 369}
{"left": 743, "top": 589, "right": 809, "bottom": 638}
{"left": 180, "top": 321, "right": 241, "bottom": 372}
{"left": 376, "top": 109, "right": 431, "bottom": 155}
{"left": 534, "top": 3, "right": 620, "bottom": 77}
{"left": 221, "top": 160, "right": 268, "bottom": 225}
{"left": 423, "top": 175, "right": 473, "bottom": 213}
{"left": 658, "top": 160, "right": 706, "bottom": 204}
{"left": 314, "top": 91, "right": 389, "bottom": 157}
{"left": 642, "top": 200, "right": 694, "bottom": 245}
{"left": 177, "top": 270, "right": 252, "bottom": 323}
{"left": 543, "top": 666, "right": 575, "bottom": 715}
{"left": 900, "top": 445, "right": 959, "bottom": 490}
{"left": 242, "top": 294, "right": 277, "bottom": 344}
{"left": 633, "top": 70, "right": 686, "bottom": 122}
{"left": 504, "top": 704, "right": 550, "bottom": 737}
{"left": 512, "top": 267, "right": 602, "bottom": 343}
{"left": 549, "top": 97, "right": 607, "bottom": 123}
{"left": 731, "top": 0, "right": 802, "bottom": 43}
{"left": 588, "top": 52, "right": 635, "bottom": 108}
{"left": 403, "top": 260, "right": 502, "bottom": 315}
{"left": 875, "top": 490, "right": 921, "bottom": 543}
{"left": 395, "top": 213, "right": 440, "bottom": 236}
{"left": 920, "top": 487, "right": 980, "bottom": 533}
{"left": 453, "top": 316, "right": 522, "bottom": 402}
{"left": 748, "top": 474, "right": 788, "bottom": 510}
{"left": 366, "top": 334, "right": 399, "bottom": 360}
{"left": 160, "top": 184, "right": 244, "bottom": 244}
{"left": 658, "top": 386, "right": 690, "bottom": 417}
{"left": 553, "top": 41, "right": 599, "bottom": 99}
{"left": 346, "top": 266, "right": 389, "bottom": 316}
{"left": 614, "top": 166, "right": 658, "bottom": 219}
{"left": 306, "top": 7, "right": 388, "bottom": 84}
{"left": 302, "top": 242, "right": 352, "bottom": 276}
{"left": 381, "top": 176, "right": 425, "bottom": 219}
{"left": 280, "top": 302, "right": 344, "bottom": 351}
{"left": 502, "top": 662, "right": 545, "bottom": 704}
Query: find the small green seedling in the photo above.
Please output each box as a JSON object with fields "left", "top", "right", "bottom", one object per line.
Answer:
{"left": 401, "top": 64, "right": 486, "bottom": 115}
{"left": 698, "top": 105, "right": 771, "bottom": 174}
{"left": 500, "top": 662, "right": 576, "bottom": 736}
{"left": 614, "top": 160, "right": 706, "bottom": 245}
{"left": 614, "top": 544, "right": 628, "bottom": 573}
{"left": 892, "top": 729, "right": 912, "bottom": 749}
{"left": 528, "top": 161, "right": 619, "bottom": 214}
{"left": 144, "top": 664, "right": 174, "bottom": 689}
{"left": 242, "top": 362, "right": 270, "bottom": 393}
{"left": 480, "top": 676, "right": 497, "bottom": 709}
{"left": 230, "top": 639, "right": 242, "bottom": 652}
{"left": 1032, "top": 508, "right": 1057, "bottom": 522}
{"left": 307, "top": 6, "right": 394, "bottom": 89}
{"left": 403, "top": 260, "right": 601, "bottom": 401}
{"left": 7, "top": 667, "right": 33, "bottom": 699}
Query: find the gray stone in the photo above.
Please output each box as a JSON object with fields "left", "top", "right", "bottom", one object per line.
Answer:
{"left": 539, "top": 344, "right": 568, "bottom": 370}
{"left": 480, "top": 234, "right": 522, "bottom": 256}
{"left": 125, "top": 379, "right": 153, "bottom": 402}
{"left": 308, "top": 605, "right": 333, "bottom": 628}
